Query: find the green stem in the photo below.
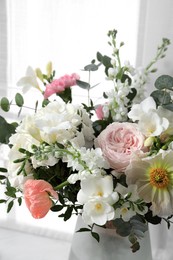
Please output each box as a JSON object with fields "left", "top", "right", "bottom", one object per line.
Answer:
{"left": 54, "top": 180, "right": 69, "bottom": 191}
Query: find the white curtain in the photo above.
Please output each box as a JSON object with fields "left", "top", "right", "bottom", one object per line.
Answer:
{"left": 1, "top": 0, "right": 173, "bottom": 259}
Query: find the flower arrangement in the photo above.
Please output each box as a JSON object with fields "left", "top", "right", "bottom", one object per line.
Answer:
{"left": 0, "top": 29, "right": 173, "bottom": 253}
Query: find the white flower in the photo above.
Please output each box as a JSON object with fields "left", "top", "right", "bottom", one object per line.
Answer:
{"left": 138, "top": 111, "right": 169, "bottom": 137}
{"left": 82, "top": 198, "right": 115, "bottom": 225}
{"left": 77, "top": 175, "right": 118, "bottom": 205}
{"left": 114, "top": 202, "right": 136, "bottom": 222}
{"left": 128, "top": 96, "right": 156, "bottom": 122}
{"left": 17, "top": 66, "right": 42, "bottom": 93}
{"left": 108, "top": 68, "right": 118, "bottom": 79}
{"left": 128, "top": 96, "right": 169, "bottom": 136}
{"left": 115, "top": 183, "right": 139, "bottom": 202}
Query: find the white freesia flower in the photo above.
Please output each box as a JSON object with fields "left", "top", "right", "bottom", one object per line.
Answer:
{"left": 77, "top": 175, "right": 118, "bottom": 205}
{"left": 128, "top": 96, "right": 156, "bottom": 122}
{"left": 138, "top": 111, "right": 169, "bottom": 137}
{"left": 82, "top": 198, "right": 115, "bottom": 226}
{"left": 129, "top": 96, "right": 169, "bottom": 136}
{"left": 77, "top": 175, "right": 118, "bottom": 225}
{"left": 17, "top": 66, "right": 42, "bottom": 93}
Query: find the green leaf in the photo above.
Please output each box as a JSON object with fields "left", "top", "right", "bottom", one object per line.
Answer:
{"left": 121, "top": 74, "right": 132, "bottom": 85}
{"left": 130, "top": 241, "right": 140, "bottom": 253}
{"left": 0, "top": 116, "right": 16, "bottom": 144}
{"left": 0, "top": 175, "right": 7, "bottom": 180}
{"left": 76, "top": 228, "right": 91, "bottom": 233}
{"left": 64, "top": 206, "right": 73, "bottom": 221}
{"left": 162, "top": 103, "right": 173, "bottom": 111}
{"left": 58, "top": 87, "right": 72, "bottom": 103}
{"left": 0, "top": 167, "right": 7, "bottom": 173}
{"left": 96, "top": 52, "right": 103, "bottom": 62}
{"left": 91, "top": 231, "right": 100, "bottom": 242}
{"left": 0, "top": 199, "right": 7, "bottom": 203}
{"left": 113, "top": 218, "right": 132, "bottom": 237}
{"left": 15, "top": 93, "right": 24, "bottom": 107}
{"left": 42, "top": 99, "right": 50, "bottom": 107}
{"left": 150, "top": 90, "right": 171, "bottom": 106}
{"left": 127, "top": 88, "right": 137, "bottom": 102}
{"left": 76, "top": 80, "right": 90, "bottom": 90}
{"left": 7, "top": 200, "right": 14, "bottom": 213}
{"left": 84, "top": 64, "right": 99, "bottom": 71}
{"left": 18, "top": 197, "right": 22, "bottom": 206}
{"left": 155, "top": 75, "right": 173, "bottom": 90}
{"left": 0, "top": 97, "right": 10, "bottom": 112}
{"left": 51, "top": 205, "right": 64, "bottom": 212}
{"left": 57, "top": 193, "right": 65, "bottom": 205}
{"left": 5, "top": 185, "right": 17, "bottom": 198}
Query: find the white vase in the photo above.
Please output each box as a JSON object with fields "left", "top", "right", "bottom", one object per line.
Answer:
{"left": 68, "top": 216, "right": 153, "bottom": 260}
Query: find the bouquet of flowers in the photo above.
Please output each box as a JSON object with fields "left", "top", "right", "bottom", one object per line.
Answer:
{"left": 0, "top": 29, "right": 173, "bottom": 252}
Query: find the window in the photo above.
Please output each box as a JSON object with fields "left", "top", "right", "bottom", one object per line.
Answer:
{"left": 0, "top": 0, "right": 140, "bottom": 238}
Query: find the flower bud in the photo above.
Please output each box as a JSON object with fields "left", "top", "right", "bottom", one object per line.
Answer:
{"left": 144, "top": 137, "right": 154, "bottom": 147}
{"left": 46, "top": 61, "right": 52, "bottom": 77}
{"left": 35, "top": 68, "right": 43, "bottom": 82}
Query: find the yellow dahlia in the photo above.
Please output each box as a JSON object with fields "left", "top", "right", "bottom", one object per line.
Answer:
{"left": 125, "top": 151, "right": 173, "bottom": 217}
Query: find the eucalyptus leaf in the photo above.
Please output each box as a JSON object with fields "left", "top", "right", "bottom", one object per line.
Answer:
{"left": 84, "top": 64, "right": 99, "bottom": 71}
{"left": 113, "top": 218, "right": 132, "bottom": 237}
{"left": 150, "top": 90, "right": 171, "bottom": 106}
{"left": 0, "top": 97, "right": 10, "bottom": 112}
{"left": 155, "top": 75, "right": 173, "bottom": 90}
{"left": 15, "top": 93, "right": 24, "bottom": 107}
{"left": 162, "top": 103, "right": 173, "bottom": 111}
{"left": 76, "top": 80, "right": 90, "bottom": 90}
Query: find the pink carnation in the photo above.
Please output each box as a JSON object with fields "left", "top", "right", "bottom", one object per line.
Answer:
{"left": 95, "top": 122, "right": 145, "bottom": 172}
{"left": 44, "top": 73, "right": 80, "bottom": 99}
{"left": 24, "top": 179, "right": 58, "bottom": 219}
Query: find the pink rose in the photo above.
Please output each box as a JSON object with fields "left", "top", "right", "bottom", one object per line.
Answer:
{"left": 96, "top": 122, "right": 145, "bottom": 172}
{"left": 24, "top": 179, "right": 58, "bottom": 219}
{"left": 44, "top": 73, "right": 80, "bottom": 99}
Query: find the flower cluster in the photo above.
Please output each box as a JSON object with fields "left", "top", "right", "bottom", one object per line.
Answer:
{"left": 0, "top": 29, "right": 173, "bottom": 252}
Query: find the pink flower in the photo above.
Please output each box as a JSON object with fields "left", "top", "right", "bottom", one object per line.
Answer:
{"left": 95, "top": 122, "right": 145, "bottom": 172}
{"left": 95, "top": 105, "right": 104, "bottom": 120}
{"left": 24, "top": 179, "right": 58, "bottom": 219}
{"left": 44, "top": 73, "right": 80, "bottom": 99}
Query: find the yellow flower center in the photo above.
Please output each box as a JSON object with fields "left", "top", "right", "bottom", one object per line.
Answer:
{"left": 97, "top": 191, "right": 103, "bottom": 197}
{"left": 95, "top": 203, "right": 103, "bottom": 211}
{"left": 149, "top": 168, "right": 169, "bottom": 189}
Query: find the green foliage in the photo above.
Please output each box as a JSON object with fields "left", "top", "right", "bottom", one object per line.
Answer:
{"left": 58, "top": 87, "right": 72, "bottom": 103}
{"left": 15, "top": 93, "right": 24, "bottom": 107}
{"left": 84, "top": 63, "right": 100, "bottom": 72}
{"left": 113, "top": 215, "right": 148, "bottom": 252}
{"left": 155, "top": 75, "right": 173, "bottom": 90}
{"left": 0, "top": 116, "right": 17, "bottom": 144}
{"left": 0, "top": 167, "right": 7, "bottom": 173}
{"left": 144, "top": 208, "right": 162, "bottom": 225}
{"left": 151, "top": 75, "right": 173, "bottom": 111}
{"left": 0, "top": 97, "right": 10, "bottom": 112}
{"left": 76, "top": 80, "right": 90, "bottom": 90}
{"left": 96, "top": 52, "right": 112, "bottom": 76}
{"left": 76, "top": 225, "right": 100, "bottom": 242}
